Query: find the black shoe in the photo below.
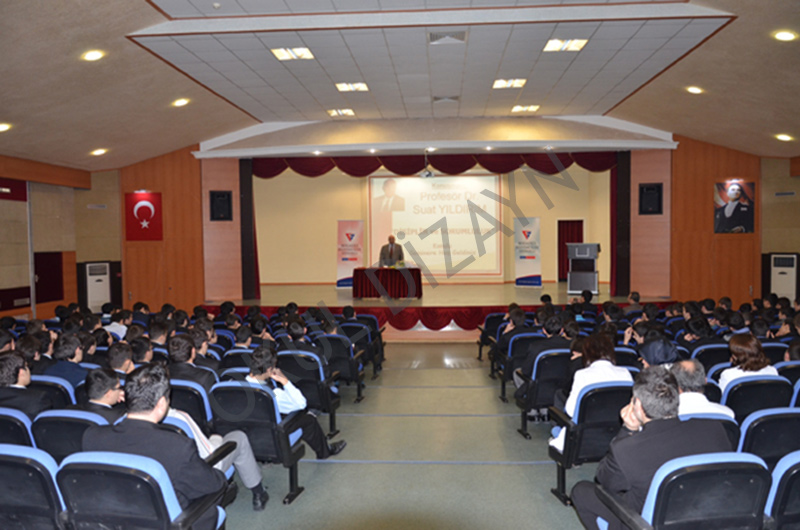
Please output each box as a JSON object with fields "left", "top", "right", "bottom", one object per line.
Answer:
{"left": 252, "top": 490, "right": 269, "bottom": 511}
{"left": 322, "top": 440, "right": 347, "bottom": 459}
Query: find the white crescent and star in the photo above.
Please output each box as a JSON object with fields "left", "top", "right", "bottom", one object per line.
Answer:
{"left": 133, "top": 200, "right": 155, "bottom": 229}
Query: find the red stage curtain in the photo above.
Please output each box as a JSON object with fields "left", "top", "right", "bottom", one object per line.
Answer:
{"left": 522, "top": 153, "right": 574, "bottom": 175}
{"left": 571, "top": 152, "right": 618, "bottom": 172}
{"left": 557, "top": 220, "right": 583, "bottom": 281}
{"left": 285, "top": 157, "right": 336, "bottom": 177}
{"left": 332, "top": 157, "right": 382, "bottom": 177}
{"left": 386, "top": 307, "right": 421, "bottom": 330}
{"left": 474, "top": 154, "right": 524, "bottom": 174}
{"left": 252, "top": 158, "right": 288, "bottom": 179}
{"left": 429, "top": 155, "right": 477, "bottom": 175}
{"left": 378, "top": 156, "right": 427, "bottom": 175}
{"left": 419, "top": 309, "right": 455, "bottom": 330}
{"left": 609, "top": 165, "right": 618, "bottom": 297}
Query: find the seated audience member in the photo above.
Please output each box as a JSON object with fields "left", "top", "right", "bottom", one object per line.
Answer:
{"left": 637, "top": 332, "right": 680, "bottom": 368}
{"left": 193, "top": 305, "right": 211, "bottom": 323}
{"left": 132, "top": 301, "right": 151, "bottom": 325}
{"left": 670, "top": 359, "right": 734, "bottom": 418}
{"left": 718, "top": 296, "right": 733, "bottom": 311}
{"left": 16, "top": 335, "right": 42, "bottom": 371}
{"left": 675, "top": 315, "right": 722, "bottom": 354}
{"left": 92, "top": 328, "right": 113, "bottom": 349}
{"left": 61, "top": 316, "right": 83, "bottom": 336}
{"left": 188, "top": 328, "right": 220, "bottom": 371}
{"left": 124, "top": 323, "right": 147, "bottom": 343}
{"left": 31, "top": 331, "right": 57, "bottom": 374}
{"left": 0, "top": 352, "right": 53, "bottom": 418}
{"left": 77, "top": 368, "right": 126, "bottom": 423}
{"left": 750, "top": 319, "right": 772, "bottom": 341}
{"left": 104, "top": 310, "right": 132, "bottom": 340}
{"left": 130, "top": 336, "right": 154, "bottom": 365}
{"left": 159, "top": 304, "right": 177, "bottom": 321}
{"left": 701, "top": 298, "right": 716, "bottom": 316}
{"left": 493, "top": 307, "right": 531, "bottom": 357}
{"left": 100, "top": 302, "right": 118, "bottom": 321}
{"left": 277, "top": 321, "right": 319, "bottom": 354}
{"left": 785, "top": 339, "right": 800, "bottom": 363}
{"left": 0, "top": 329, "right": 15, "bottom": 353}
{"left": 550, "top": 334, "right": 633, "bottom": 451}
{"left": 518, "top": 316, "right": 571, "bottom": 380}
{"left": 225, "top": 313, "right": 242, "bottom": 332}
{"left": 776, "top": 313, "right": 800, "bottom": 340}
{"left": 214, "top": 301, "right": 236, "bottom": 322}
{"left": 245, "top": 305, "right": 262, "bottom": 323}
{"left": 624, "top": 292, "right": 642, "bottom": 315}
{"left": 166, "top": 406, "right": 269, "bottom": 510}
{"left": 0, "top": 317, "right": 16, "bottom": 332}
{"left": 622, "top": 322, "right": 650, "bottom": 349}
{"left": 26, "top": 319, "right": 47, "bottom": 336}
{"left": 722, "top": 311, "right": 750, "bottom": 341}
{"left": 44, "top": 334, "right": 88, "bottom": 388}
{"left": 82, "top": 364, "right": 228, "bottom": 530}
{"left": 718, "top": 333, "right": 778, "bottom": 393}
{"left": 168, "top": 335, "right": 216, "bottom": 392}
{"left": 148, "top": 321, "right": 172, "bottom": 350}
{"left": 107, "top": 342, "right": 136, "bottom": 380}
{"left": 246, "top": 346, "right": 346, "bottom": 459}
{"left": 570, "top": 366, "right": 732, "bottom": 530}
{"left": 76, "top": 331, "right": 103, "bottom": 366}
{"left": 173, "top": 310, "right": 191, "bottom": 334}
{"left": 575, "top": 290, "right": 598, "bottom": 315}
{"left": 249, "top": 317, "right": 274, "bottom": 347}
{"left": 233, "top": 326, "right": 255, "bottom": 350}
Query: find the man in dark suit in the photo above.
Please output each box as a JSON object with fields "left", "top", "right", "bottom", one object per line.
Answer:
{"left": 167, "top": 335, "right": 216, "bottom": 393}
{"left": 491, "top": 308, "right": 534, "bottom": 370}
{"left": 518, "top": 316, "right": 572, "bottom": 378}
{"left": 571, "top": 366, "right": 732, "bottom": 530}
{"left": 0, "top": 352, "right": 53, "bottom": 419}
{"left": 107, "top": 342, "right": 136, "bottom": 382}
{"left": 82, "top": 364, "right": 228, "bottom": 530}
{"left": 379, "top": 234, "right": 404, "bottom": 267}
{"left": 76, "top": 368, "right": 125, "bottom": 423}
{"left": 373, "top": 178, "right": 405, "bottom": 212}
{"left": 44, "top": 334, "right": 88, "bottom": 389}
{"left": 188, "top": 328, "right": 221, "bottom": 372}
{"left": 714, "top": 182, "right": 753, "bottom": 233}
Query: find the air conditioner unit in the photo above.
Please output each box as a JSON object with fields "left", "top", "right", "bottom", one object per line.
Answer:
{"left": 86, "top": 262, "right": 110, "bottom": 313}
{"left": 771, "top": 255, "right": 797, "bottom": 300}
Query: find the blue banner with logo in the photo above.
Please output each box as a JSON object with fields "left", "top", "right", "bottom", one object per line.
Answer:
{"left": 336, "top": 220, "right": 363, "bottom": 288}
{"left": 514, "top": 217, "right": 542, "bottom": 287}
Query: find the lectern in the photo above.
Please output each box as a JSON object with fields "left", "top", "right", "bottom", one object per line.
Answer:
{"left": 566, "top": 243, "right": 600, "bottom": 295}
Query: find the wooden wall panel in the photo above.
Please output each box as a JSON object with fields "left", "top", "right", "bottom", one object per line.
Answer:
{"left": 120, "top": 146, "right": 204, "bottom": 311}
{"left": 0, "top": 154, "right": 90, "bottom": 189}
{"left": 791, "top": 157, "right": 800, "bottom": 177}
{"left": 671, "top": 136, "right": 761, "bottom": 306}
{"left": 201, "top": 159, "right": 242, "bottom": 302}
{"left": 630, "top": 150, "right": 671, "bottom": 297}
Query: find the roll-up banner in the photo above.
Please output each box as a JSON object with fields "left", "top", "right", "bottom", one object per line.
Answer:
{"left": 514, "top": 217, "right": 542, "bottom": 287}
{"left": 336, "top": 220, "right": 363, "bottom": 288}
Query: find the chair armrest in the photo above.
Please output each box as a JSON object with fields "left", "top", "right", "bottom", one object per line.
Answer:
{"left": 596, "top": 485, "right": 652, "bottom": 530}
{"left": 205, "top": 441, "right": 237, "bottom": 468}
{"left": 353, "top": 349, "right": 365, "bottom": 360}
{"left": 330, "top": 370, "right": 341, "bottom": 381}
{"left": 515, "top": 368, "right": 532, "bottom": 384}
{"left": 280, "top": 410, "right": 307, "bottom": 432}
{"left": 378, "top": 326, "right": 386, "bottom": 334}
{"left": 171, "top": 486, "right": 225, "bottom": 529}
{"left": 548, "top": 406, "right": 573, "bottom": 428}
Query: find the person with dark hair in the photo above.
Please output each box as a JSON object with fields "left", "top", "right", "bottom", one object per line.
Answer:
{"left": 225, "top": 313, "right": 241, "bottom": 331}
{"left": 16, "top": 335, "right": 41, "bottom": 368}
{"left": 160, "top": 303, "right": 176, "bottom": 320}
{"left": 148, "top": 321, "right": 172, "bottom": 350}
{"left": 78, "top": 368, "right": 125, "bottom": 422}
{"left": 624, "top": 292, "right": 642, "bottom": 315}
{"left": 341, "top": 305, "right": 356, "bottom": 321}
{"left": 45, "top": 334, "right": 88, "bottom": 388}
{"left": 571, "top": 366, "right": 732, "bottom": 530}
{"left": 104, "top": 309, "right": 132, "bottom": 339}
{"left": 493, "top": 307, "right": 532, "bottom": 363}
{"left": 700, "top": 298, "right": 716, "bottom": 315}
{"left": 124, "top": 323, "right": 147, "bottom": 343}
{"left": 718, "top": 296, "right": 732, "bottom": 311}
{"left": 277, "top": 321, "right": 319, "bottom": 355}
{"left": 130, "top": 336, "right": 154, "bottom": 364}
{"left": 540, "top": 294, "right": 552, "bottom": 304}
{"left": 234, "top": 326, "right": 253, "bottom": 349}
{"left": 193, "top": 305, "right": 210, "bottom": 322}
{"left": 0, "top": 352, "right": 53, "bottom": 418}
{"left": 786, "top": 339, "right": 800, "bottom": 362}
{"left": 26, "top": 319, "right": 46, "bottom": 336}
{"left": 776, "top": 313, "right": 800, "bottom": 340}
{"left": 514, "top": 316, "right": 571, "bottom": 391}
{"left": 173, "top": 310, "right": 190, "bottom": 334}
{"left": 722, "top": 311, "right": 749, "bottom": 341}
{"left": 82, "top": 364, "right": 228, "bottom": 529}
{"left": 718, "top": 333, "right": 778, "bottom": 392}
{"left": 246, "top": 346, "right": 346, "bottom": 459}
{"left": 640, "top": 303, "right": 659, "bottom": 323}
{"left": 187, "top": 328, "right": 219, "bottom": 372}
{"left": 637, "top": 331, "right": 680, "bottom": 368}
{"left": 62, "top": 316, "right": 83, "bottom": 336}
{"left": 750, "top": 318, "right": 771, "bottom": 340}
{"left": 31, "top": 330, "right": 57, "bottom": 374}
{"left": 92, "top": 328, "right": 112, "bottom": 349}
{"left": 214, "top": 301, "right": 236, "bottom": 322}
{"left": 0, "top": 329, "right": 15, "bottom": 353}
{"left": 550, "top": 334, "right": 632, "bottom": 451}
{"left": 249, "top": 317, "right": 274, "bottom": 347}
{"left": 574, "top": 290, "right": 597, "bottom": 314}
{"left": 107, "top": 342, "right": 135, "bottom": 379}
{"left": 245, "top": 305, "right": 262, "bottom": 323}
{"left": 0, "top": 316, "right": 17, "bottom": 331}
{"left": 675, "top": 315, "right": 722, "bottom": 354}
{"left": 77, "top": 331, "right": 106, "bottom": 368}
{"left": 671, "top": 360, "right": 734, "bottom": 418}
{"left": 167, "top": 335, "right": 216, "bottom": 392}
{"left": 82, "top": 314, "right": 102, "bottom": 333}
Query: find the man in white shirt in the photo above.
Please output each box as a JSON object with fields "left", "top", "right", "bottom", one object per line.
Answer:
{"left": 104, "top": 310, "right": 132, "bottom": 340}
{"left": 671, "top": 359, "right": 734, "bottom": 418}
{"left": 246, "top": 346, "right": 346, "bottom": 459}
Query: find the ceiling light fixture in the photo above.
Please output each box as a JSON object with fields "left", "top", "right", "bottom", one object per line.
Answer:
{"left": 327, "top": 108, "right": 355, "bottom": 117}
{"left": 369, "top": 148, "right": 377, "bottom": 154}
{"left": 776, "top": 134, "right": 794, "bottom": 142}
{"left": 774, "top": 30, "right": 798, "bottom": 42}
{"left": 686, "top": 86, "right": 704, "bottom": 94}
{"left": 172, "top": 98, "right": 190, "bottom": 107}
{"left": 543, "top": 39, "right": 588, "bottom": 52}
{"left": 271, "top": 47, "right": 314, "bottom": 61}
{"left": 511, "top": 105, "right": 540, "bottom": 113}
{"left": 425, "top": 147, "right": 437, "bottom": 153}
{"left": 312, "top": 150, "right": 322, "bottom": 155}
{"left": 336, "top": 82, "right": 369, "bottom": 92}
{"left": 0, "top": 123, "right": 11, "bottom": 132}
{"left": 81, "top": 50, "right": 105, "bottom": 61}
{"left": 91, "top": 148, "right": 107, "bottom": 156}
{"left": 493, "top": 78, "right": 526, "bottom": 89}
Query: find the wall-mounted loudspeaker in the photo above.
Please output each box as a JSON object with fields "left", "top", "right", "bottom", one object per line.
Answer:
{"left": 210, "top": 191, "right": 233, "bottom": 221}
{"left": 639, "top": 183, "right": 663, "bottom": 215}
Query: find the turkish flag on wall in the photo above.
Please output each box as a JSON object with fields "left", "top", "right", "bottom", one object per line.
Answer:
{"left": 125, "top": 192, "right": 163, "bottom": 241}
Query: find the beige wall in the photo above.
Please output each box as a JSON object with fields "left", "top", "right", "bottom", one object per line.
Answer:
{"left": 761, "top": 157, "right": 800, "bottom": 253}
{"left": 30, "top": 182, "right": 75, "bottom": 252}
{"left": 75, "top": 171, "right": 121, "bottom": 263}
{"left": 255, "top": 166, "right": 611, "bottom": 285}
{"left": 0, "top": 198, "right": 30, "bottom": 289}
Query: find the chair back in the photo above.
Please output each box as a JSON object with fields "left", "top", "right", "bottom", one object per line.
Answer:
{"left": 29, "top": 375, "right": 76, "bottom": 408}
{"left": 641, "top": 452, "right": 770, "bottom": 529}
{"left": 763, "top": 342, "right": 789, "bottom": 365}
{"left": 738, "top": 408, "right": 800, "bottom": 470}
{"left": 525, "top": 350, "right": 572, "bottom": 409}
{"left": 721, "top": 375, "right": 793, "bottom": 423}
{"left": 569, "top": 382, "right": 633, "bottom": 464}
{"left": 679, "top": 412, "right": 740, "bottom": 449}
{"left": 277, "top": 351, "right": 331, "bottom": 412}
{"left": 169, "top": 379, "right": 213, "bottom": 435}
{"left": 766, "top": 449, "right": 800, "bottom": 528}
{"left": 32, "top": 410, "right": 109, "bottom": 463}
{"left": 704, "top": 381, "right": 722, "bottom": 403}
{"left": 707, "top": 362, "right": 732, "bottom": 382}
{"left": 776, "top": 361, "right": 800, "bottom": 386}
{"left": 0, "top": 407, "right": 35, "bottom": 446}
{"left": 339, "top": 322, "right": 372, "bottom": 348}
{"left": 0, "top": 444, "right": 63, "bottom": 529}
{"left": 613, "top": 347, "right": 640, "bottom": 368}
{"left": 692, "top": 344, "right": 731, "bottom": 373}
{"left": 507, "top": 333, "right": 545, "bottom": 369}
{"left": 481, "top": 313, "right": 506, "bottom": 342}
{"left": 220, "top": 367, "right": 251, "bottom": 381}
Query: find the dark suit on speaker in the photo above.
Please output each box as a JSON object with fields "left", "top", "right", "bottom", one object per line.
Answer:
{"left": 379, "top": 243, "right": 404, "bottom": 267}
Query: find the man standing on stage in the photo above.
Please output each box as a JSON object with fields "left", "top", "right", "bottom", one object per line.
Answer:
{"left": 379, "top": 234, "right": 404, "bottom": 267}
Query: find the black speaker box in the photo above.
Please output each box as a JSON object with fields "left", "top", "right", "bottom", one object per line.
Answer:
{"left": 210, "top": 191, "right": 232, "bottom": 221}
{"left": 639, "top": 183, "right": 663, "bottom": 215}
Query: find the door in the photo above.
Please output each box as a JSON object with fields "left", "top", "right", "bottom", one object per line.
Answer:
{"left": 34, "top": 252, "right": 63, "bottom": 303}
{"left": 557, "top": 220, "right": 583, "bottom": 281}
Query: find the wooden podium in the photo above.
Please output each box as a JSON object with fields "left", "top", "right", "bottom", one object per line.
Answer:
{"left": 566, "top": 243, "right": 600, "bottom": 295}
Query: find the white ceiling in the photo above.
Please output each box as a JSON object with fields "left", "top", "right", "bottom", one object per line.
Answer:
{"left": 0, "top": 0, "right": 797, "bottom": 171}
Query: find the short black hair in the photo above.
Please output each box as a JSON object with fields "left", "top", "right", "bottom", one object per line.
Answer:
{"left": 85, "top": 368, "right": 120, "bottom": 400}
{"left": 235, "top": 325, "right": 252, "bottom": 344}
{"left": 188, "top": 328, "right": 208, "bottom": 350}
{"left": 288, "top": 321, "right": 305, "bottom": 341}
{"left": 53, "top": 335, "right": 81, "bottom": 361}
{"left": 16, "top": 335, "right": 40, "bottom": 364}
{"left": 342, "top": 306, "right": 355, "bottom": 319}
{"left": 125, "top": 323, "right": 146, "bottom": 342}
{"left": 34, "top": 331, "right": 52, "bottom": 354}
{"left": 124, "top": 363, "right": 170, "bottom": 413}
{"left": 168, "top": 334, "right": 194, "bottom": 363}
{"left": 250, "top": 345, "right": 277, "bottom": 375}
{"left": 130, "top": 336, "right": 153, "bottom": 363}
{"left": 107, "top": 342, "right": 133, "bottom": 370}
{"left": 149, "top": 321, "right": 169, "bottom": 341}
{"left": 581, "top": 290, "right": 593, "bottom": 303}
{"left": 0, "top": 329, "right": 14, "bottom": 351}
{"left": 250, "top": 317, "right": 269, "bottom": 336}
{"left": 629, "top": 291, "right": 640, "bottom": 303}
{"left": 539, "top": 294, "right": 552, "bottom": 304}
{"left": 219, "top": 301, "right": 235, "bottom": 315}
{"left": 509, "top": 308, "right": 526, "bottom": 328}
{"left": 544, "top": 316, "right": 563, "bottom": 336}
{"left": 0, "top": 352, "right": 25, "bottom": 386}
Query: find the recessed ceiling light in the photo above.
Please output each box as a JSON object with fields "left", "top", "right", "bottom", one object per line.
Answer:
{"left": 81, "top": 50, "right": 105, "bottom": 61}
{"left": 493, "top": 78, "right": 526, "bottom": 89}
{"left": 336, "top": 82, "right": 369, "bottom": 92}
{"left": 485, "top": 146, "right": 493, "bottom": 151}
{"left": 425, "top": 147, "right": 437, "bottom": 153}
{"left": 327, "top": 108, "right": 355, "bottom": 117}
{"left": 543, "top": 39, "right": 588, "bottom": 52}
{"left": 543, "top": 145, "right": 555, "bottom": 151}
{"left": 369, "top": 148, "right": 377, "bottom": 154}
{"left": 172, "top": 98, "right": 190, "bottom": 107}
{"left": 776, "top": 134, "right": 794, "bottom": 142}
{"left": 686, "top": 86, "right": 704, "bottom": 94}
{"left": 0, "top": 123, "right": 11, "bottom": 132}
{"left": 511, "top": 105, "right": 540, "bottom": 113}
{"left": 312, "top": 150, "right": 322, "bottom": 155}
{"left": 91, "top": 148, "right": 108, "bottom": 156}
{"left": 271, "top": 47, "right": 314, "bottom": 61}
{"left": 774, "top": 30, "right": 798, "bottom": 42}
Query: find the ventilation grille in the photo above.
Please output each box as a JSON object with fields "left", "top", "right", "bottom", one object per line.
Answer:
{"left": 433, "top": 96, "right": 460, "bottom": 103}
{"left": 429, "top": 31, "right": 467, "bottom": 45}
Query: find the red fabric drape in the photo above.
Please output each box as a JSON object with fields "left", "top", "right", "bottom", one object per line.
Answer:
{"left": 285, "top": 157, "right": 336, "bottom": 177}
{"left": 474, "top": 154, "right": 524, "bottom": 174}
{"left": 377, "top": 156, "right": 426, "bottom": 175}
{"left": 252, "top": 157, "right": 288, "bottom": 179}
{"left": 557, "top": 220, "right": 583, "bottom": 281}
{"left": 522, "top": 153, "right": 574, "bottom": 175}
{"left": 571, "top": 152, "right": 618, "bottom": 173}
{"left": 428, "top": 154, "right": 477, "bottom": 175}
{"left": 609, "top": 166, "right": 618, "bottom": 297}
{"left": 332, "top": 156, "right": 383, "bottom": 177}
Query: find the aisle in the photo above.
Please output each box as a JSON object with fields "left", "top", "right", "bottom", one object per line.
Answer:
{"left": 226, "top": 343, "right": 591, "bottom": 529}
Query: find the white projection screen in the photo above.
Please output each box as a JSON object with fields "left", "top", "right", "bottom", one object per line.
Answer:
{"left": 369, "top": 175, "right": 502, "bottom": 276}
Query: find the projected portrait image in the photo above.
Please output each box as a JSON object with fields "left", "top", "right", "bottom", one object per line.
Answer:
{"left": 714, "top": 180, "right": 754, "bottom": 234}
